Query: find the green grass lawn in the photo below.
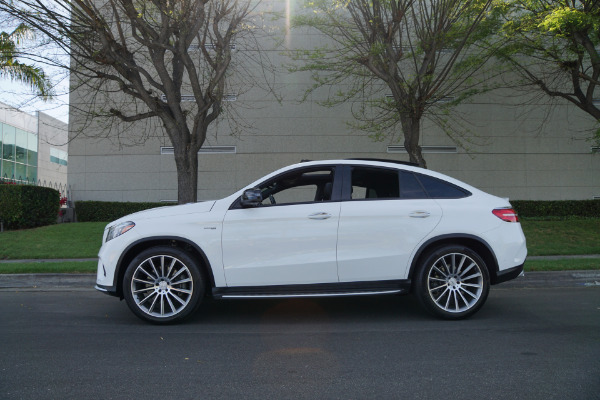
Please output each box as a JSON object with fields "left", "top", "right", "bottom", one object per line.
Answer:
{"left": 524, "top": 258, "right": 600, "bottom": 271}
{"left": 0, "top": 261, "right": 98, "bottom": 274}
{"left": 520, "top": 219, "right": 600, "bottom": 256}
{"left": 0, "top": 222, "right": 105, "bottom": 260}
{"left": 0, "top": 219, "right": 598, "bottom": 273}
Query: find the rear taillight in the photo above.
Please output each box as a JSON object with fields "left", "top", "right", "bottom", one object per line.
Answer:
{"left": 493, "top": 208, "right": 519, "bottom": 223}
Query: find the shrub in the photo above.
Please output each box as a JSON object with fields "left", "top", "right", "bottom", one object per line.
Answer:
{"left": 75, "top": 201, "right": 175, "bottom": 222}
{"left": 511, "top": 200, "right": 600, "bottom": 218}
{"left": 0, "top": 185, "right": 60, "bottom": 229}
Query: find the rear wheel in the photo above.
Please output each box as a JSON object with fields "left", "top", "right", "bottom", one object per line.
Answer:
{"left": 123, "top": 246, "right": 205, "bottom": 324}
{"left": 415, "top": 245, "right": 490, "bottom": 319}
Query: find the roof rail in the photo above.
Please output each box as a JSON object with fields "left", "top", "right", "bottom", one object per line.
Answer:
{"left": 346, "top": 158, "right": 421, "bottom": 167}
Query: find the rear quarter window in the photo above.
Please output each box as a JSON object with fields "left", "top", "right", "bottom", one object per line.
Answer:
{"left": 415, "top": 173, "right": 471, "bottom": 199}
{"left": 399, "top": 171, "right": 428, "bottom": 199}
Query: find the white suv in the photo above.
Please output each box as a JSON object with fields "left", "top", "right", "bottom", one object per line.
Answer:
{"left": 96, "top": 159, "right": 527, "bottom": 323}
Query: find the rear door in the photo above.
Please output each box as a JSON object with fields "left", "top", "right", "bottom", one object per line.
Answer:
{"left": 336, "top": 166, "right": 442, "bottom": 282}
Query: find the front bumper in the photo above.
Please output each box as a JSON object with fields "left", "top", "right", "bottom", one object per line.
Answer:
{"left": 95, "top": 284, "right": 119, "bottom": 296}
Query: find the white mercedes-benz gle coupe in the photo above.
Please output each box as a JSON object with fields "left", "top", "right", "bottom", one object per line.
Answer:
{"left": 96, "top": 159, "right": 527, "bottom": 323}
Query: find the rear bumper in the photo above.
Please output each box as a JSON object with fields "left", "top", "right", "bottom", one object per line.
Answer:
{"left": 492, "top": 263, "right": 524, "bottom": 285}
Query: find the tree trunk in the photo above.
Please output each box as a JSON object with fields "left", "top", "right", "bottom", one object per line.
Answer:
{"left": 400, "top": 115, "right": 427, "bottom": 168}
{"left": 174, "top": 146, "right": 199, "bottom": 204}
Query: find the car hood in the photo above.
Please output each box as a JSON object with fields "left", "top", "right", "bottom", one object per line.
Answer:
{"left": 110, "top": 201, "right": 216, "bottom": 225}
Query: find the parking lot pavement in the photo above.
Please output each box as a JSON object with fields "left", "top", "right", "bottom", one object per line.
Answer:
{"left": 0, "top": 270, "right": 599, "bottom": 291}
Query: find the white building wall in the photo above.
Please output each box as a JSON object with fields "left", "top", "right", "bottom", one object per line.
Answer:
{"left": 66, "top": 14, "right": 599, "bottom": 202}
{"left": 37, "top": 112, "right": 69, "bottom": 189}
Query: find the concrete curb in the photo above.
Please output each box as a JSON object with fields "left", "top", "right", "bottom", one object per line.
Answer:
{"left": 1, "top": 271, "right": 599, "bottom": 291}
{"left": 0, "top": 273, "right": 96, "bottom": 290}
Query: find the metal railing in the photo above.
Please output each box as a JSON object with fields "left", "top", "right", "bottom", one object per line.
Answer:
{"left": 1, "top": 175, "right": 72, "bottom": 206}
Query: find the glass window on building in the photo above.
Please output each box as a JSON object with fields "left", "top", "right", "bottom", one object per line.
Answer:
{"left": 27, "top": 166, "right": 37, "bottom": 182}
{"left": 2, "top": 159, "right": 14, "bottom": 179}
{"left": 16, "top": 128, "right": 27, "bottom": 164}
{"left": 27, "top": 131, "right": 38, "bottom": 167}
{"left": 50, "top": 148, "right": 68, "bottom": 166}
{"left": 2, "top": 124, "right": 16, "bottom": 162}
{"left": 15, "top": 163, "right": 26, "bottom": 181}
{"left": 1, "top": 124, "right": 39, "bottom": 182}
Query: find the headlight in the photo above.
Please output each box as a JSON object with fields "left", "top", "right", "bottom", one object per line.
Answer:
{"left": 105, "top": 221, "right": 135, "bottom": 242}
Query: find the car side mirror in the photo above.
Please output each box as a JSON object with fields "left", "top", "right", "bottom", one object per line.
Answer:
{"left": 240, "top": 188, "right": 263, "bottom": 208}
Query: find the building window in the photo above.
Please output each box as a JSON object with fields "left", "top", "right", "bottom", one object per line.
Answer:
{"left": 50, "top": 148, "right": 68, "bottom": 166}
{"left": 0, "top": 122, "right": 38, "bottom": 182}
{"left": 2, "top": 124, "right": 16, "bottom": 162}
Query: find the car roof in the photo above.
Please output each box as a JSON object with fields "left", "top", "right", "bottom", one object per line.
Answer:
{"left": 302, "top": 158, "right": 420, "bottom": 168}
{"left": 294, "top": 158, "right": 423, "bottom": 171}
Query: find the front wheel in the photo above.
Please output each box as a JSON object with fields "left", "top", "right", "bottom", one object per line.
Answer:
{"left": 123, "top": 246, "right": 205, "bottom": 324}
{"left": 415, "top": 246, "right": 490, "bottom": 320}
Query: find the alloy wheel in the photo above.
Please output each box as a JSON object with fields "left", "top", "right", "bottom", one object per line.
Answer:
{"left": 426, "top": 252, "right": 484, "bottom": 313}
{"left": 130, "top": 255, "right": 194, "bottom": 318}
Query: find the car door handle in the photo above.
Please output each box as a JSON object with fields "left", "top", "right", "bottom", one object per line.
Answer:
{"left": 308, "top": 212, "right": 332, "bottom": 220}
{"left": 409, "top": 211, "right": 431, "bottom": 218}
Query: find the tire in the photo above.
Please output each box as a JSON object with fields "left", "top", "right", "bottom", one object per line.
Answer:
{"left": 415, "top": 245, "right": 490, "bottom": 320}
{"left": 123, "top": 246, "right": 205, "bottom": 324}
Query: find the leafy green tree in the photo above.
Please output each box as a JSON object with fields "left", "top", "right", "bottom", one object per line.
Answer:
{"left": 497, "top": 0, "right": 600, "bottom": 139}
{"left": 290, "top": 0, "right": 499, "bottom": 167}
{"left": 0, "top": 23, "right": 53, "bottom": 100}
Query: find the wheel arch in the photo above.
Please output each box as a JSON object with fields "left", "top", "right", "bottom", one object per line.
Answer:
{"left": 408, "top": 234, "right": 501, "bottom": 287}
{"left": 114, "top": 236, "right": 216, "bottom": 299}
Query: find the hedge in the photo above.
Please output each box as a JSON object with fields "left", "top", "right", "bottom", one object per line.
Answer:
{"left": 75, "top": 201, "right": 175, "bottom": 222}
{"left": 0, "top": 185, "right": 60, "bottom": 229}
{"left": 511, "top": 200, "right": 600, "bottom": 218}
{"left": 74, "top": 199, "right": 600, "bottom": 222}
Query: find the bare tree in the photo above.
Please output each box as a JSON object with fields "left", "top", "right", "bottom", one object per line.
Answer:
{"left": 291, "top": 0, "right": 499, "bottom": 167}
{"left": 0, "top": 0, "right": 275, "bottom": 203}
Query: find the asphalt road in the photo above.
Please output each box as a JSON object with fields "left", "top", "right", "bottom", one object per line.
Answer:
{"left": 1, "top": 286, "right": 599, "bottom": 400}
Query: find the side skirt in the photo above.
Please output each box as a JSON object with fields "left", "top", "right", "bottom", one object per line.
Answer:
{"left": 212, "top": 280, "right": 411, "bottom": 299}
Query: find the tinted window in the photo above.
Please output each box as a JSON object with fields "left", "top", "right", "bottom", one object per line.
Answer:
{"left": 399, "top": 171, "right": 428, "bottom": 199}
{"left": 351, "top": 167, "right": 399, "bottom": 199}
{"left": 416, "top": 174, "right": 470, "bottom": 199}
{"left": 258, "top": 167, "right": 335, "bottom": 206}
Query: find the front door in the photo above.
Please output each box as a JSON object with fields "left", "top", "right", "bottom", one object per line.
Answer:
{"left": 221, "top": 166, "right": 341, "bottom": 287}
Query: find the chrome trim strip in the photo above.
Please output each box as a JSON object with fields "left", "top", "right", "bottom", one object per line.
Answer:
{"left": 221, "top": 289, "right": 403, "bottom": 299}
{"left": 95, "top": 285, "right": 108, "bottom": 292}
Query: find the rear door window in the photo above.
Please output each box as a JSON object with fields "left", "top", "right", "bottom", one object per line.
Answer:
{"left": 350, "top": 167, "right": 399, "bottom": 199}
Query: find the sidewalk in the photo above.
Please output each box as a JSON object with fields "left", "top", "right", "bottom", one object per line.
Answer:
{"left": 0, "top": 270, "right": 599, "bottom": 291}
